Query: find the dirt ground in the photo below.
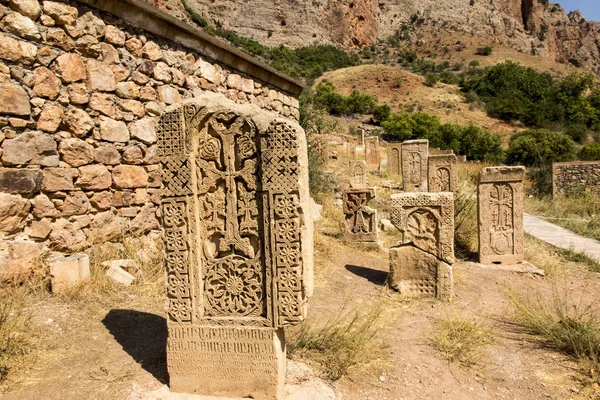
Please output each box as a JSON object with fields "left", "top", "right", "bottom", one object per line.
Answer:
{"left": 2, "top": 148, "right": 600, "bottom": 400}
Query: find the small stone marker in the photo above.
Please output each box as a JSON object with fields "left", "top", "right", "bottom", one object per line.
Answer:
{"left": 365, "top": 136, "right": 381, "bottom": 170}
{"left": 428, "top": 154, "right": 458, "bottom": 192}
{"left": 49, "top": 253, "right": 90, "bottom": 293}
{"left": 158, "top": 96, "right": 312, "bottom": 399}
{"left": 387, "top": 144, "right": 402, "bottom": 177}
{"left": 389, "top": 192, "right": 454, "bottom": 301}
{"left": 349, "top": 160, "right": 367, "bottom": 188}
{"left": 478, "top": 166, "right": 526, "bottom": 265}
{"left": 401, "top": 139, "right": 428, "bottom": 192}
{"left": 342, "top": 187, "right": 378, "bottom": 243}
{"left": 106, "top": 265, "right": 135, "bottom": 285}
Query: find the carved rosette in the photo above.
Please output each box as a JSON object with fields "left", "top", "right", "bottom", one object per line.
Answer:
{"left": 390, "top": 192, "right": 454, "bottom": 264}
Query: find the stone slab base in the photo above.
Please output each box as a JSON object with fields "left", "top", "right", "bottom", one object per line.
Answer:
{"left": 467, "top": 261, "right": 545, "bottom": 276}
{"left": 167, "top": 326, "right": 285, "bottom": 400}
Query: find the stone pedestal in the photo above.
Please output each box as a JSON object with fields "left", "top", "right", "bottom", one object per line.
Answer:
{"left": 168, "top": 326, "right": 286, "bottom": 399}
{"left": 401, "top": 139, "right": 428, "bottom": 192}
{"left": 478, "top": 166, "right": 525, "bottom": 265}
{"left": 389, "top": 244, "right": 453, "bottom": 301}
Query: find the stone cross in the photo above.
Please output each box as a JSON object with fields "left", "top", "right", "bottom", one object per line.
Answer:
{"left": 478, "top": 166, "right": 525, "bottom": 265}
{"left": 401, "top": 139, "right": 428, "bottom": 192}
{"left": 349, "top": 160, "right": 367, "bottom": 188}
{"left": 342, "top": 187, "right": 377, "bottom": 243}
{"left": 428, "top": 154, "right": 458, "bottom": 192}
{"left": 157, "top": 95, "right": 313, "bottom": 399}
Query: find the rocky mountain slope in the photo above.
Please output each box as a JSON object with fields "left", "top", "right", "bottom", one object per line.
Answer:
{"left": 146, "top": 0, "right": 600, "bottom": 74}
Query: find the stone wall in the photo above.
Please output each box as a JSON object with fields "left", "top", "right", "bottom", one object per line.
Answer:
{"left": 553, "top": 161, "right": 600, "bottom": 197}
{"left": 0, "top": 0, "right": 302, "bottom": 276}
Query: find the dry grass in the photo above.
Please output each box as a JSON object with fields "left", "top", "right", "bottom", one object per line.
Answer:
{"left": 287, "top": 305, "right": 386, "bottom": 381}
{"left": 0, "top": 291, "right": 35, "bottom": 384}
{"left": 454, "top": 189, "right": 478, "bottom": 260}
{"left": 525, "top": 193, "right": 600, "bottom": 241}
{"left": 524, "top": 234, "right": 599, "bottom": 277}
{"left": 506, "top": 285, "right": 600, "bottom": 385}
{"left": 429, "top": 315, "right": 493, "bottom": 368}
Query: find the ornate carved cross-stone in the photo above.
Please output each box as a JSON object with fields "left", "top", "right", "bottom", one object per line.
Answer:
{"left": 157, "top": 96, "right": 313, "bottom": 399}
{"left": 401, "top": 139, "right": 428, "bottom": 192}
{"left": 428, "top": 154, "right": 458, "bottom": 193}
{"left": 478, "top": 166, "right": 525, "bottom": 265}
{"left": 342, "top": 187, "right": 377, "bottom": 242}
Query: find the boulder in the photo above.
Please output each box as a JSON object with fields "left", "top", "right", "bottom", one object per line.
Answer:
{"left": 42, "top": 1, "right": 78, "bottom": 25}
{"left": 62, "top": 107, "right": 94, "bottom": 137}
{"left": 76, "top": 164, "right": 111, "bottom": 190}
{"left": 122, "top": 145, "right": 144, "bottom": 164}
{"left": 49, "top": 218, "right": 86, "bottom": 252}
{"left": 0, "top": 168, "right": 42, "bottom": 194}
{"left": 0, "top": 83, "right": 30, "bottom": 115}
{"left": 129, "top": 117, "right": 157, "bottom": 145}
{"left": 141, "top": 41, "right": 162, "bottom": 61}
{"left": 42, "top": 167, "right": 76, "bottom": 191}
{"left": 89, "top": 92, "right": 116, "bottom": 118}
{"left": 76, "top": 11, "right": 106, "bottom": 38}
{"left": 61, "top": 191, "right": 90, "bottom": 217}
{"left": 0, "top": 12, "right": 41, "bottom": 41}
{"left": 104, "top": 25, "right": 125, "bottom": 46}
{"left": 45, "top": 27, "right": 75, "bottom": 51}
{"left": 112, "top": 165, "right": 147, "bottom": 189}
{"left": 37, "top": 102, "right": 63, "bottom": 132}
{"left": 130, "top": 204, "right": 159, "bottom": 234}
{"left": 0, "top": 193, "right": 30, "bottom": 234}
{"left": 86, "top": 59, "right": 116, "bottom": 92}
{"left": 93, "top": 143, "right": 120, "bottom": 165}
{"left": 90, "top": 211, "right": 127, "bottom": 242}
{"left": 53, "top": 53, "right": 86, "bottom": 83}
{"left": 33, "top": 66, "right": 61, "bottom": 99}
{"left": 59, "top": 137, "right": 94, "bottom": 167}
{"left": 0, "top": 240, "right": 44, "bottom": 280}
{"left": 9, "top": 0, "right": 42, "bottom": 20}
{"left": 0, "top": 32, "right": 37, "bottom": 64}
{"left": 157, "top": 85, "right": 180, "bottom": 105}
{"left": 29, "top": 218, "right": 52, "bottom": 240}
{"left": 32, "top": 193, "right": 58, "bottom": 218}
{"left": 1, "top": 131, "right": 59, "bottom": 166}
{"left": 99, "top": 116, "right": 129, "bottom": 142}
{"left": 67, "top": 83, "right": 89, "bottom": 105}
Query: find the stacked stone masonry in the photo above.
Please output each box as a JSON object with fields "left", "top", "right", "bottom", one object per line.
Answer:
{"left": 553, "top": 161, "right": 600, "bottom": 197}
{"left": 0, "top": 0, "right": 301, "bottom": 266}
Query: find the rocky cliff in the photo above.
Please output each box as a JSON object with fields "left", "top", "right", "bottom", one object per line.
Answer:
{"left": 147, "top": 0, "right": 600, "bottom": 73}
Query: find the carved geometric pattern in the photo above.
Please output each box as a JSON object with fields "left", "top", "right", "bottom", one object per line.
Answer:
{"left": 157, "top": 109, "right": 185, "bottom": 157}
{"left": 162, "top": 197, "right": 192, "bottom": 323}
{"left": 342, "top": 188, "right": 377, "bottom": 242}
{"left": 161, "top": 157, "right": 193, "bottom": 196}
{"left": 478, "top": 166, "right": 525, "bottom": 265}
{"left": 262, "top": 122, "right": 299, "bottom": 192}
{"left": 390, "top": 192, "right": 454, "bottom": 264}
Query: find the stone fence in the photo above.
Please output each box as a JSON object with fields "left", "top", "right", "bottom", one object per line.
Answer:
{"left": 0, "top": 0, "right": 302, "bottom": 277}
{"left": 552, "top": 161, "right": 600, "bottom": 197}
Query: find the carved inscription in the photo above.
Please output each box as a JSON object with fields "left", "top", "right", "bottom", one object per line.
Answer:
{"left": 428, "top": 154, "right": 458, "bottom": 192}
{"left": 401, "top": 140, "right": 428, "bottom": 192}
{"left": 478, "top": 166, "right": 525, "bottom": 265}
{"left": 390, "top": 192, "right": 454, "bottom": 264}
{"left": 342, "top": 188, "right": 377, "bottom": 242}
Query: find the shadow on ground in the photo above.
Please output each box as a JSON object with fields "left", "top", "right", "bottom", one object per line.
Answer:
{"left": 102, "top": 309, "right": 168, "bottom": 384}
{"left": 345, "top": 264, "right": 388, "bottom": 285}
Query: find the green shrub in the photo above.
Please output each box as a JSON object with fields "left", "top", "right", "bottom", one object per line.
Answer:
{"left": 314, "top": 82, "right": 376, "bottom": 116}
{"left": 424, "top": 72, "right": 440, "bottom": 87}
{"left": 565, "top": 123, "right": 588, "bottom": 143}
{"left": 475, "top": 46, "right": 493, "bottom": 56}
{"left": 372, "top": 104, "right": 391, "bottom": 125}
{"left": 469, "top": 60, "right": 480, "bottom": 68}
{"left": 506, "top": 129, "right": 577, "bottom": 167}
{"left": 580, "top": 143, "right": 600, "bottom": 161}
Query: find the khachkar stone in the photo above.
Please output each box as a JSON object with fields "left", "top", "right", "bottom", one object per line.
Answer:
{"left": 401, "top": 139, "right": 428, "bottom": 192}
{"left": 388, "top": 143, "right": 402, "bottom": 177}
{"left": 342, "top": 187, "right": 377, "bottom": 242}
{"left": 158, "top": 95, "right": 313, "bottom": 399}
{"left": 428, "top": 154, "right": 458, "bottom": 192}
{"left": 364, "top": 136, "right": 381, "bottom": 170}
{"left": 478, "top": 166, "right": 525, "bottom": 265}
{"left": 389, "top": 192, "right": 454, "bottom": 301}
{"left": 349, "top": 160, "right": 367, "bottom": 188}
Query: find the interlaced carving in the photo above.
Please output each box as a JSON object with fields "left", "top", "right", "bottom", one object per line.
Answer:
{"left": 157, "top": 109, "right": 186, "bottom": 157}
{"left": 390, "top": 193, "right": 454, "bottom": 263}
{"left": 342, "top": 188, "right": 377, "bottom": 242}
{"left": 161, "top": 156, "right": 192, "bottom": 196}
{"left": 428, "top": 154, "right": 457, "bottom": 192}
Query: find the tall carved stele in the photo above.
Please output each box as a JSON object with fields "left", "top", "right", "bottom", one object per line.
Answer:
{"left": 478, "top": 166, "right": 525, "bottom": 265}
{"left": 401, "top": 139, "right": 429, "bottom": 192}
{"left": 428, "top": 154, "right": 458, "bottom": 192}
{"left": 364, "top": 136, "right": 381, "bottom": 170}
{"left": 387, "top": 144, "right": 402, "bottom": 177}
{"left": 342, "top": 188, "right": 378, "bottom": 243}
{"left": 349, "top": 160, "right": 367, "bottom": 188}
{"left": 157, "top": 95, "right": 313, "bottom": 399}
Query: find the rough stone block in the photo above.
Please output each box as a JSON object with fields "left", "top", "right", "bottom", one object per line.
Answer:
{"left": 0, "top": 168, "right": 42, "bottom": 194}
{"left": 0, "top": 83, "right": 30, "bottom": 115}
{"left": 105, "top": 264, "right": 135, "bottom": 285}
{"left": 49, "top": 253, "right": 90, "bottom": 293}
{"left": 0, "top": 240, "right": 44, "bottom": 280}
